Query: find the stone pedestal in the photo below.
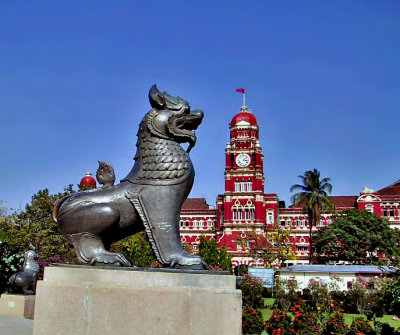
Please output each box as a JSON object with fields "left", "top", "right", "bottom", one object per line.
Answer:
{"left": 0, "top": 293, "right": 35, "bottom": 319}
{"left": 33, "top": 265, "right": 242, "bottom": 335}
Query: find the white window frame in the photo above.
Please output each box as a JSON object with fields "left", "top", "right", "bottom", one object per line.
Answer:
{"left": 267, "top": 212, "right": 274, "bottom": 224}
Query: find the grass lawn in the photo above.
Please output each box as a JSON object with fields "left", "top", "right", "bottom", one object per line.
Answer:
{"left": 343, "top": 313, "right": 400, "bottom": 329}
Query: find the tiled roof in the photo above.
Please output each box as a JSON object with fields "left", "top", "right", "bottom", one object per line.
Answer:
{"left": 376, "top": 180, "right": 400, "bottom": 196}
{"left": 330, "top": 196, "right": 358, "bottom": 208}
{"left": 181, "top": 198, "right": 212, "bottom": 211}
{"left": 289, "top": 196, "right": 357, "bottom": 209}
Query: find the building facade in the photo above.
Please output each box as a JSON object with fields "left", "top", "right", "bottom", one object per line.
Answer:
{"left": 179, "top": 104, "right": 400, "bottom": 268}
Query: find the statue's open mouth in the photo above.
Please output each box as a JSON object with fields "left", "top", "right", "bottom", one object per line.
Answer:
{"left": 167, "top": 109, "right": 203, "bottom": 152}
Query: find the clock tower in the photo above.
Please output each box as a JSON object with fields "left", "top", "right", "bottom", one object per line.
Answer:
{"left": 217, "top": 104, "right": 270, "bottom": 267}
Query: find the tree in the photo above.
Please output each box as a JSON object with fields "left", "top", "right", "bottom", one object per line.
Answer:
{"left": 238, "top": 226, "right": 296, "bottom": 268}
{"left": 0, "top": 186, "right": 77, "bottom": 262}
{"left": 218, "top": 246, "right": 232, "bottom": 272}
{"left": 383, "top": 275, "right": 400, "bottom": 317}
{"left": 290, "top": 169, "right": 334, "bottom": 263}
{"left": 198, "top": 236, "right": 232, "bottom": 272}
{"left": 315, "top": 209, "right": 398, "bottom": 265}
{"left": 116, "top": 231, "right": 157, "bottom": 267}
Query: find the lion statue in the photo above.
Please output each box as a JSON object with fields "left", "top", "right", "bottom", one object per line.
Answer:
{"left": 52, "top": 85, "right": 207, "bottom": 269}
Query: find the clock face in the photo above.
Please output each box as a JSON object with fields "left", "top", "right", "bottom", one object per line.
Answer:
{"left": 235, "top": 153, "right": 251, "bottom": 167}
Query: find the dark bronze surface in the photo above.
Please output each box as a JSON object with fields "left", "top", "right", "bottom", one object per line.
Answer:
{"left": 53, "top": 85, "right": 206, "bottom": 269}
{"left": 8, "top": 244, "right": 40, "bottom": 295}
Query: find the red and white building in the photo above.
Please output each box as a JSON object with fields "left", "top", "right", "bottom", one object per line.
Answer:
{"left": 179, "top": 104, "right": 400, "bottom": 268}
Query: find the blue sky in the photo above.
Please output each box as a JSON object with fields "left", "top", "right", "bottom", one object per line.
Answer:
{"left": 1, "top": 1, "right": 399, "bottom": 211}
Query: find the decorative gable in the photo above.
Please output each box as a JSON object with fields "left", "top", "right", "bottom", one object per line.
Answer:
{"left": 357, "top": 194, "right": 381, "bottom": 203}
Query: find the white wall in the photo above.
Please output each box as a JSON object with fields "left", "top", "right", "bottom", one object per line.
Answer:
{"left": 278, "top": 271, "right": 376, "bottom": 291}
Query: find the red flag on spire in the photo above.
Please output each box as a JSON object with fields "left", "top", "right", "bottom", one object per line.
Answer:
{"left": 236, "top": 88, "right": 245, "bottom": 93}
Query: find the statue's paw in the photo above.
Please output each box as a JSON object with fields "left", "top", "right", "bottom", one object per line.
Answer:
{"left": 170, "top": 254, "right": 208, "bottom": 270}
{"left": 89, "top": 252, "right": 132, "bottom": 267}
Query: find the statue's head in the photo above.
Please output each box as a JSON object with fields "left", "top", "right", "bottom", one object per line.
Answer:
{"left": 147, "top": 85, "right": 203, "bottom": 152}
{"left": 26, "top": 244, "right": 38, "bottom": 261}
{"left": 96, "top": 161, "right": 115, "bottom": 187}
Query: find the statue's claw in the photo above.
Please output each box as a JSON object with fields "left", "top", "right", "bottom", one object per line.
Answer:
{"left": 89, "top": 252, "right": 132, "bottom": 267}
{"left": 169, "top": 254, "right": 208, "bottom": 270}
{"left": 170, "top": 259, "right": 177, "bottom": 268}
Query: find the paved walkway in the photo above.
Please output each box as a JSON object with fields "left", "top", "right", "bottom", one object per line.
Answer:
{"left": 0, "top": 314, "right": 33, "bottom": 335}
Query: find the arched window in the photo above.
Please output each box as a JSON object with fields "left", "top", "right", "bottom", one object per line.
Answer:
{"left": 244, "top": 200, "right": 255, "bottom": 220}
{"left": 232, "top": 200, "right": 243, "bottom": 221}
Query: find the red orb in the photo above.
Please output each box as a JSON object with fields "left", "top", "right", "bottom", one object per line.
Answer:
{"left": 80, "top": 171, "right": 96, "bottom": 188}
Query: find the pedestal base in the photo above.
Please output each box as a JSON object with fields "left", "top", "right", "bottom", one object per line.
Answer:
{"left": 0, "top": 293, "right": 35, "bottom": 319}
{"left": 33, "top": 265, "right": 242, "bottom": 335}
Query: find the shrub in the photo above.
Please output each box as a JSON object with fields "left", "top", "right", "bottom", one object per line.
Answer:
{"left": 273, "top": 278, "right": 300, "bottom": 311}
{"left": 365, "top": 289, "right": 386, "bottom": 320}
{"left": 344, "top": 276, "right": 391, "bottom": 317}
{"left": 383, "top": 275, "right": 400, "bottom": 317}
{"left": 329, "top": 290, "right": 346, "bottom": 310}
{"left": 323, "top": 310, "right": 348, "bottom": 335}
{"left": 242, "top": 307, "right": 265, "bottom": 335}
{"left": 265, "top": 309, "right": 292, "bottom": 335}
{"left": 345, "top": 277, "right": 369, "bottom": 314}
{"left": 307, "top": 278, "right": 330, "bottom": 310}
{"left": 0, "top": 241, "right": 23, "bottom": 294}
{"left": 290, "top": 304, "right": 321, "bottom": 335}
{"left": 198, "top": 236, "right": 232, "bottom": 272}
{"left": 238, "top": 274, "right": 264, "bottom": 309}
{"left": 348, "top": 317, "right": 376, "bottom": 335}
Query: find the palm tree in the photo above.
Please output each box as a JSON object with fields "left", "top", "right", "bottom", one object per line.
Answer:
{"left": 290, "top": 169, "right": 334, "bottom": 264}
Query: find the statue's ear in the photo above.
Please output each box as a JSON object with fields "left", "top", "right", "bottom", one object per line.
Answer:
{"left": 149, "top": 85, "right": 166, "bottom": 109}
